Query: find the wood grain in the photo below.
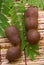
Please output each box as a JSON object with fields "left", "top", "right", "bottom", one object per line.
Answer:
{"left": 1, "top": 11, "right": 44, "bottom": 65}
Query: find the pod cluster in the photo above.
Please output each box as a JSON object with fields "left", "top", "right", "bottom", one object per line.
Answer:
{"left": 5, "top": 5, "right": 40, "bottom": 62}
{"left": 24, "top": 5, "right": 40, "bottom": 44}
{"left": 5, "top": 25, "right": 21, "bottom": 62}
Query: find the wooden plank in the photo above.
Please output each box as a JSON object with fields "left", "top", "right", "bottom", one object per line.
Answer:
{"left": 38, "top": 24, "right": 44, "bottom": 29}
{"left": 0, "top": 39, "right": 44, "bottom": 49}
{"left": 38, "top": 20, "right": 44, "bottom": 24}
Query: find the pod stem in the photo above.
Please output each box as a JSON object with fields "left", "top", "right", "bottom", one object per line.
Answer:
{"left": 24, "top": 48, "right": 27, "bottom": 65}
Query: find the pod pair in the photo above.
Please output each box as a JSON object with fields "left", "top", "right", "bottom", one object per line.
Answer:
{"left": 5, "top": 25, "right": 21, "bottom": 62}
{"left": 24, "top": 5, "right": 40, "bottom": 44}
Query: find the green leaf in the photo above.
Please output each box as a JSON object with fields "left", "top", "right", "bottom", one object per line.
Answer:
{"left": 29, "top": 44, "right": 39, "bottom": 50}
{"left": 2, "top": 0, "right": 14, "bottom": 16}
{"left": 28, "top": 0, "right": 44, "bottom": 10}
{"left": 26, "top": 45, "right": 35, "bottom": 60}
{"left": 29, "top": 43, "right": 40, "bottom": 56}
{"left": 0, "top": 20, "right": 7, "bottom": 30}
{"left": 2, "top": 4, "right": 10, "bottom": 16}
{"left": 17, "top": 15, "right": 27, "bottom": 50}
{"left": 26, "top": 45, "right": 30, "bottom": 56}
{"left": 34, "top": 51, "right": 40, "bottom": 55}
{"left": 19, "top": 31, "right": 27, "bottom": 50}
{"left": 9, "top": 7, "right": 16, "bottom": 16}
{"left": 0, "top": 28, "right": 5, "bottom": 37}
{"left": 3, "top": 0, "right": 14, "bottom": 8}
{"left": 0, "top": 0, "right": 3, "bottom": 12}
{"left": 0, "top": 23, "right": 6, "bottom": 30}
{"left": 0, "top": 13, "right": 10, "bottom": 27}
{"left": 16, "top": 2, "right": 25, "bottom": 13}
{"left": 29, "top": 49, "right": 35, "bottom": 60}
{"left": 26, "top": 43, "right": 40, "bottom": 60}
{"left": 17, "top": 6, "right": 25, "bottom": 13}
{"left": 21, "top": 0, "right": 26, "bottom": 4}
{"left": 0, "top": 13, "right": 10, "bottom": 37}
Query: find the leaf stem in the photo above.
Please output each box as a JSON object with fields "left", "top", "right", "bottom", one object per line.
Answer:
{"left": 24, "top": 44, "right": 29, "bottom": 50}
{"left": 24, "top": 48, "right": 27, "bottom": 65}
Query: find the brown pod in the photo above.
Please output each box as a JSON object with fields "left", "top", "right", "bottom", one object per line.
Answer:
{"left": 0, "top": 50, "right": 1, "bottom": 62}
{"left": 6, "top": 46, "right": 21, "bottom": 62}
{"left": 25, "top": 17, "right": 38, "bottom": 30}
{"left": 24, "top": 5, "right": 38, "bottom": 18}
{"left": 5, "top": 25, "right": 20, "bottom": 46}
{"left": 0, "top": 46, "right": 1, "bottom": 62}
{"left": 27, "top": 29, "right": 40, "bottom": 44}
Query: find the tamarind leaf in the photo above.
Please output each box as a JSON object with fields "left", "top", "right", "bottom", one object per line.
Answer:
{"left": 19, "top": 31, "right": 27, "bottom": 50}
{"left": 28, "top": 0, "right": 44, "bottom": 10}
{"left": 29, "top": 43, "right": 39, "bottom": 50}
{"left": 29, "top": 43, "right": 40, "bottom": 56}
{"left": 9, "top": 7, "right": 16, "bottom": 15}
{"left": 29, "top": 43, "right": 40, "bottom": 55}
{"left": 29, "top": 49, "right": 35, "bottom": 60}
{"left": 32, "top": 44, "right": 39, "bottom": 50}
{"left": 0, "top": 13, "right": 10, "bottom": 27}
{"left": 3, "top": 0, "right": 14, "bottom": 7}
{"left": 0, "top": 0, "right": 3, "bottom": 12}
{"left": 2, "top": 4, "right": 10, "bottom": 17}
{"left": 0, "top": 28, "right": 5, "bottom": 37}
{"left": 2, "top": 0, "right": 14, "bottom": 17}
{"left": 21, "top": 0, "right": 26, "bottom": 4}
{"left": 34, "top": 51, "right": 40, "bottom": 55}
{"left": 26, "top": 45, "right": 35, "bottom": 60}
{"left": 0, "top": 19, "right": 7, "bottom": 30}
{"left": 16, "top": 5, "right": 25, "bottom": 13}
{"left": 26, "top": 44, "right": 40, "bottom": 60}
{"left": 17, "top": 15, "right": 27, "bottom": 50}
{"left": 26, "top": 45, "right": 30, "bottom": 56}
{"left": 14, "top": 0, "right": 26, "bottom": 13}
{"left": 0, "top": 23, "right": 6, "bottom": 30}
{"left": 0, "top": 13, "right": 10, "bottom": 37}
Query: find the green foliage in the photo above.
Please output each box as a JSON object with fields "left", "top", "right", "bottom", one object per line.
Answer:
{"left": 0, "top": 14, "right": 10, "bottom": 26}
{"left": 2, "top": 4, "right": 10, "bottom": 16}
{"left": 1, "top": 0, "right": 14, "bottom": 16}
{"left": 28, "top": 0, "right": 44, "bottom": 9}
{"left": 25, "top": 43, "right": 40, "bottom": 60}
{"left": 0, "top": 0, "right": 3, "bottom": 12}
{"left": 0, "top": 13, "right": 10, "bottom": 37}
{"left": 0, "top": 28, "right": 5, "bottom": 37}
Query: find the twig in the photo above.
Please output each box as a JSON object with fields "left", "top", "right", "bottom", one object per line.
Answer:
{"left": 24, "top": 48, "right": 27, "bottom": 65}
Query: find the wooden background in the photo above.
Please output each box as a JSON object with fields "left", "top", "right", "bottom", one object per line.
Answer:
{"left": 0, "top": 11, "right": 44, "bottom": 65}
